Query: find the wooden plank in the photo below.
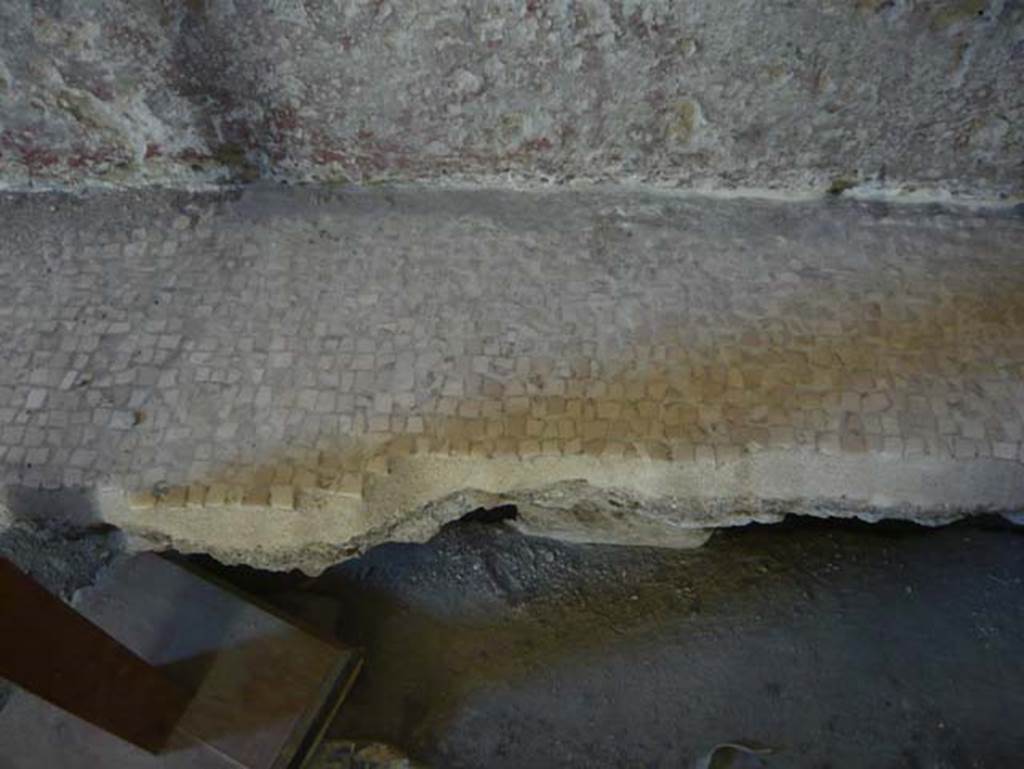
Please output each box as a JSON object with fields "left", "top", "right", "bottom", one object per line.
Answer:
{"left": 0, "top": 554, "right": 361, "bottom": 768}
{"left": 0, "top": 557, "right": 190, "bottom": 753}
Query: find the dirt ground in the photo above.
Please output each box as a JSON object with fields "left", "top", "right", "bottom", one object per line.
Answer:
{"left": 193, "top": 515, "right": 1024, "bottom": 768}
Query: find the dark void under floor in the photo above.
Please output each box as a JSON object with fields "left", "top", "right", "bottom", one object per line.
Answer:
{"left": 192, "top": 516, "right": 1024, "bottom": 769}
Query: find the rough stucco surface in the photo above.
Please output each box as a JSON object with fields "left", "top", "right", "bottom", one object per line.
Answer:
{"left": 1, "top": 0, "right": 1022, "bottom": 195}
{"left": 0, "top": 185, "right": 1022, "bottom": 571}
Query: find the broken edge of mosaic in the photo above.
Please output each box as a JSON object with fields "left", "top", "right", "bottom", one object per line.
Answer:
{"left": 18, "top": 449, "right": 1007, "bottom": 574}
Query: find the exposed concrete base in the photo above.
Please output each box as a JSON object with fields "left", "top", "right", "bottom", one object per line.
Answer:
{"left": 8, "top": 444, "right": 1023, "bottom": 575}
{"left": 7, "top": 445, "right": 1023, "bottom": 575}
{"left": 85, "top": 450, "right": 1022, "bottom": 573}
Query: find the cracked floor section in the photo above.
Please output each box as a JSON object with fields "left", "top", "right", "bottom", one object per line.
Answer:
{"left": 0, "top": 186, "right": 1022, "bottom": 568}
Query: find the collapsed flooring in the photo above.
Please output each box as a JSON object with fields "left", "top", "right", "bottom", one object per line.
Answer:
{"left": 0, "top": 185, "right": 1022, "bottom": 570}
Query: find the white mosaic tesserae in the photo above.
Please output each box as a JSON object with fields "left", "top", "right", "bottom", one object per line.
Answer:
{"left": 1, "top": 186, "right": 1022, "bottom": 570}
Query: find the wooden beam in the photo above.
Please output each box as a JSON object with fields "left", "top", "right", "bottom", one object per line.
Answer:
{"left": 0, "top": 557, "right": 190, "bottom": 753}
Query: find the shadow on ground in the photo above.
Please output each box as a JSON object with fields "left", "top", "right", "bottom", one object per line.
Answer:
{"left": 188, "top": 514, "right": 1024, "bottom": 769}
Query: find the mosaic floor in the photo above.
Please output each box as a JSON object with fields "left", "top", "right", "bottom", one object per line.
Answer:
{"left": 0, "top": 186, "right": 1021, "bottom": 560}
